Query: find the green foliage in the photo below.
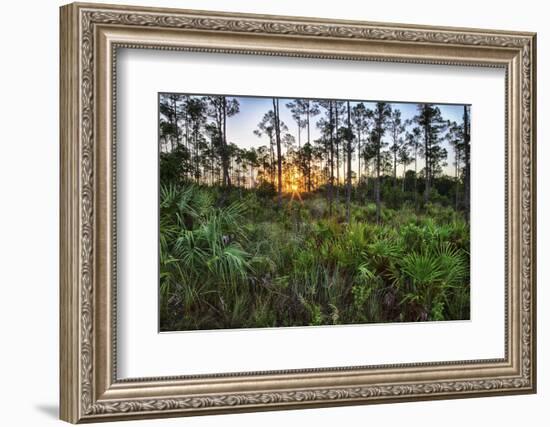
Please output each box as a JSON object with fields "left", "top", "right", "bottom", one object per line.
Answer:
{"left": 255, "top": 181, "right": 277, "bottom": 199}
{"left": 160, "top": 184, "right": 470, "bottom": 331}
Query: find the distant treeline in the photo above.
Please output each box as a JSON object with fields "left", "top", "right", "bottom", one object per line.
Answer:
{"left": 159, "top": 94, "right": 470, "bottom": 221}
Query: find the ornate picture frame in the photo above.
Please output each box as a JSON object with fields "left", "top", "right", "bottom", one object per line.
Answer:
{"left": 60, "top": 2, "right": 536, "bottom": 423}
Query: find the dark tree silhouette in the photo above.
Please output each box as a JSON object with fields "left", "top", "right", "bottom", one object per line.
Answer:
{"left": 317, "top": 100, "right": 336, "bottom": 215}
{"left": 254, "top": 113, "right": 274, "bottom": 184}
{"left": 273, "top": 98, "right": 284, "bottom": 207}
{"left": 205, "top": 96, "right": 240, "bottom": 188}
{"left": 388, "top": 109, "right": 406, "bottom": 189}
{"left": 345, "top": 101, "right": 354, "bottom": 222}
{"left": 413, "top": 104, "right": 447, "bottom": 203}
{"left": 351, "top": 102, "right": 372, "bottom": 191}
{"left": 463, "top": 105, "right": 471, "bottom": 222}
{"left": 371, "top": 102, "right": 392, "bottom": 223}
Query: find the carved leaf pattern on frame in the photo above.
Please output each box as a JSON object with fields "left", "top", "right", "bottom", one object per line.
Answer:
{"left": 77, "top": 9, "right": 534, "bottom": 416}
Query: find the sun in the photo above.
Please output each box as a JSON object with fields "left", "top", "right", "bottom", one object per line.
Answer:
{"left": 283, "top": 171, "right": 300, "bottom": 193}
{"left": 283, "top": 170, "right": 303, "bottom": 203}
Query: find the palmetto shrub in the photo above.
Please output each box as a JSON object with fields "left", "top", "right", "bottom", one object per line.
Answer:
{"left": 160, "top": 184, "right": 470, "bottom": 330}
{"left": 160, "top": 184, "right": 256, "bottom": 329}
{"left": 395, "top": 242, "right": 469, "bottom": 320}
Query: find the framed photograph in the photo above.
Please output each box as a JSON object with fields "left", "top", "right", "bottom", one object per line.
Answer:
{"left": 60, "top": 2, "right": 537, "bottom": 423}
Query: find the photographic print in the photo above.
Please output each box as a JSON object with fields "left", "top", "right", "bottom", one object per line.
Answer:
{"left": 159, "top": 94, "right": 471, "bottom": 332}
{"left": 60, "top": 5, "right": 536, "bottom": 420}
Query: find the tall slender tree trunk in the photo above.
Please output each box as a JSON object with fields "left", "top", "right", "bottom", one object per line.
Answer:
{"left": 306, "top": 101, "right": 312, "bottom": 192}
{"left": 307, "top": 150, "right": 312, "bottom": 192}
{"left": 374, "top": 110, "right": 382, "bottom": 224}
{"left": 216, "top": 110, "right": 223, "bottom": 184}
{"left": 335, "top": 105, "right": 340, "bottom": 202}
{"left": 324, "top": 139, "right": 329, "bottom": 199}
{"left": 357, "top": 130, "right": 361, "bottom": 189}
{"left": 183, "top": 110, "right": 189, "bottom": 180}
{"left": 414, "top": 146, "right": 418, "bottom": 209}
{"left": 346, "top": 101, "right": 352, "bottom": 223}
{"left": 423, "top": 121, "right": 430, "bottom": 203}
{"left": 221, "top": 97, "right": 231, "bottom": 188}
{"left": 363, "top": 159, "right": 369, "bottom": 206}
{"left": 375, "top": 141, "right": 381, "bottom": 224}
{"left": 193, "top": 124, "right": 201, "bottom": 183}
{"left": 464, "top": 105, "right": 470, "bottom": 222}
{"left": 273, "top": 98, "right": 283, "bottom": 208}
{"left": 269, "top": 135, "right": 275, "bottom": 185}
{"left": 329, "top": 103, "right": 335, "bottom": 216}
{"left": 455, "top": 145, "right": 460, "bottom": 210}
{"left": 171, "top": 96, "right": 179, "bottom": 145}
{"left": 307, "top": 102, "right": 311, "bottom": 145}
{"left": 342, "top": 115, "right": 347, "bottom": 189}
{"left": 393, "top": 148, "right": 398, "bottom": 189}
{"left": 297, "top": 117, "right": 301, "bottom": 149}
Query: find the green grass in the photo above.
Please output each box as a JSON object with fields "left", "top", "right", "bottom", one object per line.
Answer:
{"left": 159, "top": 183, "right": 470, "bottom": 331}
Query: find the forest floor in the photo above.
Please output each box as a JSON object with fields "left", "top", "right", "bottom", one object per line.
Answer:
{"left": 159, "top": 184, "right": 470, "bottom": 331}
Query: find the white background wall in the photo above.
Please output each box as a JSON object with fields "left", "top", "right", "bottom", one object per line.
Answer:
{"left": 0, "top": 0, "right": 546, "bottom": 425}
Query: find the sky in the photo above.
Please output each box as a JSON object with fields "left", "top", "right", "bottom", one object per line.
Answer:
{"left": 225, "top": 95, "right": 467, "bottom": 177}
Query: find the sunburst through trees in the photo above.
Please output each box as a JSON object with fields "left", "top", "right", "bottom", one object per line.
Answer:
{"left": 159, "top": 93, "right": 471, "bottom": 331}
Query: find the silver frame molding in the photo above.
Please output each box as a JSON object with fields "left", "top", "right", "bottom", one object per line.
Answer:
{"left": 60, "top": 2, "right": 537, "bottom": 423}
